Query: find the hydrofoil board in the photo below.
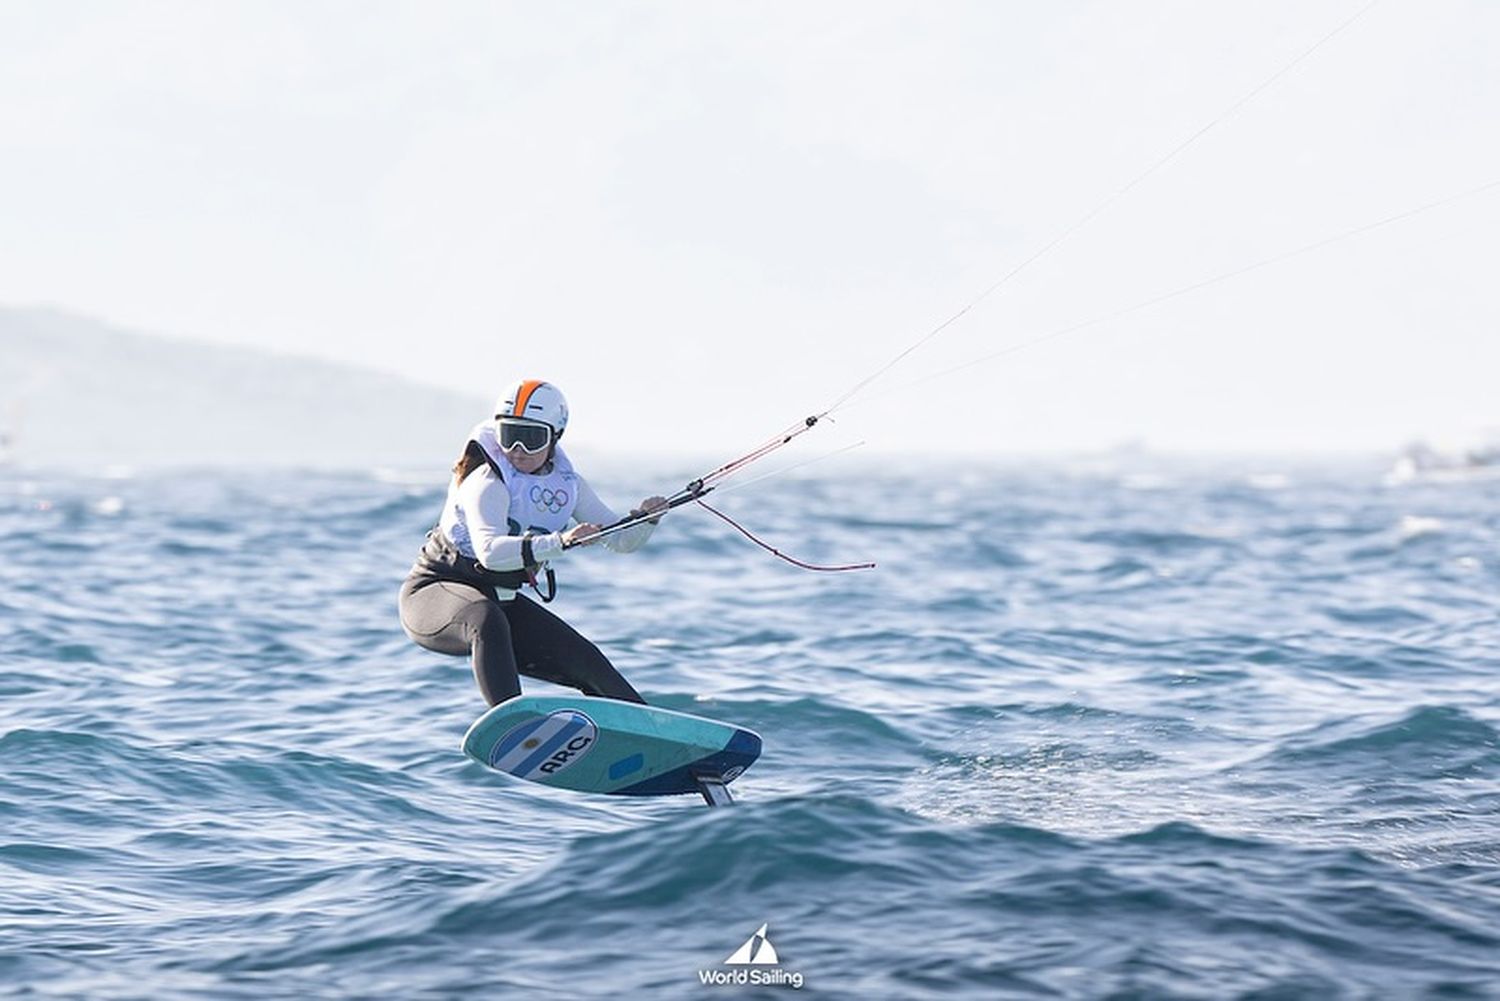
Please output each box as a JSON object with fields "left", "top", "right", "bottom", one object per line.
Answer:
{"left": 462, "top": 695, "right": 761, "bottom": 806}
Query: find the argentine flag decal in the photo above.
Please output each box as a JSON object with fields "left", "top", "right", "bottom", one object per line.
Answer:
{"left": 489, "top": 709, "right": 599, "bottom": 779}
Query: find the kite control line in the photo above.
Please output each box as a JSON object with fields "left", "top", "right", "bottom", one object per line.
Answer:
{"left": 560, "top": 414, "right": 873, "bottom": 571}
{"left": 696, "top": 499, "right": 875, "bottom": 573}
{"left": 563, "top": 414, "right": 828, "bottom": 551}
{"left": 567, "top": 3, "right": 1389, "bottom": 571}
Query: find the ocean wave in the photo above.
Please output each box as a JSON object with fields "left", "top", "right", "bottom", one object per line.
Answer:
{"left": 4, "top": 466, "right": 1500, "bottom": 997}
{"left": 1266, "top": 706, "right": 1500, "bottom": 771}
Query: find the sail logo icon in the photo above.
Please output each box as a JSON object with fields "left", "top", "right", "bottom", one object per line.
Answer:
{"left": 699, "top": 923, "right": 805, "bottom": 989}
{"left": 725, "top": 923, "right": 779, "bottom": 966}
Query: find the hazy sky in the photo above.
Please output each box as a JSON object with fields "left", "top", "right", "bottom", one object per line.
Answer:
{"left": 2, "top": 1, "right": 1496, "bottom": 456}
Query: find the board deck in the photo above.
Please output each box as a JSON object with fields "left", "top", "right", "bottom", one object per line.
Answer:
{"left": 462, "top": 695, "right": 761, "bottom": 803}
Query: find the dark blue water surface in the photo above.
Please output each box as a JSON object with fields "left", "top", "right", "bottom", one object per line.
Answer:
{"left": 2, "top": 458, "right": 1498, "bottom": 999}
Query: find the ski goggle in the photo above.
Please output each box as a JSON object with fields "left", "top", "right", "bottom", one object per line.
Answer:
{"left": 497, "top": 418, "right": 554, "bottom": 454}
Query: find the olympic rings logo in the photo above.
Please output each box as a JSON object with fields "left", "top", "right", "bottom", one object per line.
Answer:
{"left": 530, "top": 485, "right": 570, "bottom": 513}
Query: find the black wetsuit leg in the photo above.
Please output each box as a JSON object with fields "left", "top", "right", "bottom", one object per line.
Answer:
{"left": 501, "top": 595, "right": 646, "bottom": 704}
{"left": 399, "top": 576, "right": 645, "bottom": 706}
{"left": 399, "top": 576, "right": 522, "bottom": 704}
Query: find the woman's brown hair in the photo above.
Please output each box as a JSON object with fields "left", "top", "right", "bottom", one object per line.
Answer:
{"left": 452, "top": 440, "right": 491, "bottom": 483}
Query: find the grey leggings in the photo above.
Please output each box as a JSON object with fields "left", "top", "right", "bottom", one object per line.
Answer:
{"left": 399, "top": 575, "right": 646, "bottom": 706}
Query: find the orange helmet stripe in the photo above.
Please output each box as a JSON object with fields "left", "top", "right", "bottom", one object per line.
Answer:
{"left": 510, "top": 379, "right": 544, "bottom": 420}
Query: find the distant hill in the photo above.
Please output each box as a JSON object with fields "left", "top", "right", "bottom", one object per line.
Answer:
{"left": 0, "top": 307, "right": 486, "bottom": 470}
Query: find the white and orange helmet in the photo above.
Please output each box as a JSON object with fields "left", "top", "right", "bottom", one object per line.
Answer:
{"left": 495, "top": 379, "right": 568, "bottom": 433}
{"left": 494, "top": 379, "right": 569, "bottom": 453}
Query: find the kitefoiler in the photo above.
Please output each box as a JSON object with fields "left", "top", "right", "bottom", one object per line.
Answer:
{"left": 399, "top": 379, "right": 867, "bottom": 806}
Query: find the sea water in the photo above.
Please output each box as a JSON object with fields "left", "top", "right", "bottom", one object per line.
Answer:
{"left": 1, "top": 457, "right": 1497, "bottom": 998}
